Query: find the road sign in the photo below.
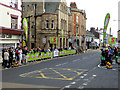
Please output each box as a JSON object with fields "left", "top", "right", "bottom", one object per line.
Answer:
{"left": 108, "top": 37, "right": 116, "bottom": 44}
{"left": 42, "top": 38, "right": 46, "bottom": 44}
{"left": 50, "top": 37, "right": 57, "bottom": 44}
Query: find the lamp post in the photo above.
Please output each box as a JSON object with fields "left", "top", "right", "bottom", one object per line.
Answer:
{"left": 34, "top": 3, "right": 37, "bottom": 48}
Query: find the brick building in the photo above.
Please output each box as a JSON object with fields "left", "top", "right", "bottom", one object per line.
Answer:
{"left": 70, "top": 2, "right": 86, "bottom": 49}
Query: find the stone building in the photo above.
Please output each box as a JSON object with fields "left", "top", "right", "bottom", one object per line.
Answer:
{"left": 70, "top": 2, "right": 86, "bottom": 49}
{"left": 22, "top": 0, "right": 72, "bottom": 49}
{"left": 22, "top": 1, "right": 44, "bottom": 49}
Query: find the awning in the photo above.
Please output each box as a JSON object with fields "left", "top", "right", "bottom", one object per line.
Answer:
{"left": 0, "top": 27, "right": 24, "bottom": 35}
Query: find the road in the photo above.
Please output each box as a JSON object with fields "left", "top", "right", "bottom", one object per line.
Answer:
{"left": 2, "top": 50, "right": 119, "bottom": 90}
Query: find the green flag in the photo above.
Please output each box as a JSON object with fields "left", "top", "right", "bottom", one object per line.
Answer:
{"left": 23, "top": 18, "right": 28, "bottom": 42}
{"left": 103, "top": 13, "right": 110, "bottom": 42}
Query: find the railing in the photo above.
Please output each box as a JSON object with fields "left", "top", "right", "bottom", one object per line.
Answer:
{"left": 26, "top": 50, "right": 76, "bottom": 61}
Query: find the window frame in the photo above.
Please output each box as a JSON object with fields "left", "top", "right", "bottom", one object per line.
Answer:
{"left": 51, "top": 20, "right": 54, "bottom": 29}
{"left": 11, "top": 0, "right": 18, "bottom": 9}
{"left": 76, "top": 16, "right": 79, "bottom": 23}
{"left": 46, "top": 20, "right": 49, "bottom": 29}
{"left": 11, "top": 15, "right": 18, "bottom": 29}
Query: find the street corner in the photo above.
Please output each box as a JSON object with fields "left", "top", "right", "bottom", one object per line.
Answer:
{"left": 98, "top": 60, "right": 118, "bottom": 71}
{"left": 19, "top": 68, "right": 88, "bottom": 81}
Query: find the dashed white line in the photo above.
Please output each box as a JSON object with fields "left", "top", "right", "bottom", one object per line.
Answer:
{"left": 80, "top": 76, "right": 84, "bottom": 79}
{"left": 78, "top": 86, "right": 84, "bottom": 89}
{"left": 93, "top": 75, "right": 97, "bottom": 77}
{"left": 83, "top": 82, "right": 88, "bottom": 86}
{"left": 64, "top": 85, "right": 71, "bottom": 88}
{"left": 55, "top": 62, "right": 68, "bottom": 66}
{"left": 72, "top": 59, "right": 80, "bottom": 62}
{"left": 83, "top": 79, "right": 89, "bottom": 81}
{"left": 83, "top": 74, "right": 87, "bottom": 76}
{"left": 70, "top": 82, "right": 76, "bottom": 84}
{"left": 75, "top": 79, "right": 81, "bottom": 81}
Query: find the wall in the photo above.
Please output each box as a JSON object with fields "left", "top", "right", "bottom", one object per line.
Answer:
{"left": 0, "top": 0, "right": 22, "bottom": 29}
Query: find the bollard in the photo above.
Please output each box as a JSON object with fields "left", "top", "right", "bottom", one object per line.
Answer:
{"left": 14, "top": 60, "right": 18, "bottom": 67}
{"left": 106, "top": 62, "right": 112, "bottom": 69}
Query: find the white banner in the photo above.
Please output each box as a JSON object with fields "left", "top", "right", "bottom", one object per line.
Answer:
{"left": 53, "top": 50, "right": 59, "bottom": 57}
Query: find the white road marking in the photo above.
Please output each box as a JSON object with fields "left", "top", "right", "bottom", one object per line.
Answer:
{"left": 80, "top": 76, "right": 84, "bottom": 78}
{"left": 83, "top": 82, "right": 88, "bottom": 86}
{"left": 55, "top": 64, "right": 61, "bottom": 66}
{"left": 56, "top": 62, "right": 68, "bottom": 66}
{"left": 75, "top": 79, "right": 81, "bottom": 81}
{"left": 65, "top": 85, "right": 71, "bottom": 88}
{"left": 78, "top": 86, "right": 84, "bottom": 89}
{"left": 83, "top": 74, "right": 87, "bottom": 76}
{"left": 93, "top": 75, "right": 97, "bottom": 77}
{"left": 70, "top": 82, "right": 76, "bottom": 84}
{"left": 83, "top": 79, "right": 89, "bottom": 81}
{"left": 19, "top": 68, "right": 47, "bottom": 76}
{"left": 72, "top": 59, "right": 80, "bottom": 62}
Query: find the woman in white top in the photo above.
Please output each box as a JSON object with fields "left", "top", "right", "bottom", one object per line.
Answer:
{"left": 4, "top": 50, "right": 9, "bottom": 68}
{"left": 18, "top": 48, "right": 22, "bottom": 65}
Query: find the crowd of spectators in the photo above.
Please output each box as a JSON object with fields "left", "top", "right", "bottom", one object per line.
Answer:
{"left": 2, "top": 46, "right": 76, "bottom": 69}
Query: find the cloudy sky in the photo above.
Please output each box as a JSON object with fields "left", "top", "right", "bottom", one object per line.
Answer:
{"left": 67, "top": 0, "right": 119, "bottom": 38}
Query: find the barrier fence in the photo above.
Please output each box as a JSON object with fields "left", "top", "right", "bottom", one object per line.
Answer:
{"left": 27, "top": 50, "right": 76, "bottom": 61}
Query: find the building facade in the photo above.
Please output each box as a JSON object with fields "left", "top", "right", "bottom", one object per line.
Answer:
{"left": 0, "top": 0, "right": 23, "bottom": 48}
{"left": 86, "top": 30, "right": 95, "bottom": 49}
{"left": 0, "top": 0, "right": 23, "bottom": 63}
{"left": 23, "top": 0, "right": 71, "bottom": 49}
{"left": 70, "top": 2, "right": 86, "bottom": 49}
{"left": 118, "top": 30, "right": 120, "bottom": 43}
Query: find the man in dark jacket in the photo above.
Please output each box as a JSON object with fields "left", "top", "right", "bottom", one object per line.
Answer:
{"left": 9, "top": 47, "right": 13, "bottom": 67}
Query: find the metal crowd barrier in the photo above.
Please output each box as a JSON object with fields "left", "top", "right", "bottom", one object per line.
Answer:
{"left": 26, "top": 50, "right": 76, "bottom": 61}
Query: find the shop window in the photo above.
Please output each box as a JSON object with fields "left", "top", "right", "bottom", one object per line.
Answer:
{"left": 6, "top": 34, "right": 12, "bottom": 38}
{"left": 11, "top": 17, "right": 18, "bottom": 29}
{"left": 51, "top": 20, "right": 54, "bottom": 29}
{"left": 1, "top": 34, "right": 5, "bottom": 38}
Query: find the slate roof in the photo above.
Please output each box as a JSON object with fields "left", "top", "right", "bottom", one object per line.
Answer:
{"left": 45, "top": 2, "right": 60, "bottom": 14}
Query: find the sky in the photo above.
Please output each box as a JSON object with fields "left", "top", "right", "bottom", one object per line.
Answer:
{"left": 66, "top": 0, "right": 120, "bottom": 38}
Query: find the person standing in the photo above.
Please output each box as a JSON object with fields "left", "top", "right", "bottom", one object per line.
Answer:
{"left": 18, "top": 48, "right": 22, "bottom": 65}
{"left": 15, "top": 47, "right": 19, "bottom": 61}
{"left": 9, "top": 47, "right": 13, "bottom": 67}
{"left": 108, "top": 46, "right": 113, "bottom": 64}
{"left": 2, "top": 48, "right": 6, "bottom": 67}
{"left": 4, "top": 50, "right": 9, "bottom": 69}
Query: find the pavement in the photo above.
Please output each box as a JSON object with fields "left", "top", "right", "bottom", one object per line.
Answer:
{"left": 1, "top": 49, "right": 120, "bottom": 90}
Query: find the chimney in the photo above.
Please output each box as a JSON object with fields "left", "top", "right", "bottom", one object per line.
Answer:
{"left": 70, "top": 2, "right": 77, "bottom": 9}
